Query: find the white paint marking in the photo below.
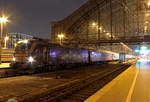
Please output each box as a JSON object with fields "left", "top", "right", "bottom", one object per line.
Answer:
{"left": 125, "top": 67, "right": 140, "bottom": 102}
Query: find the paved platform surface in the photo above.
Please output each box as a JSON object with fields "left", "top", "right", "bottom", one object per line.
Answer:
{"left": 85, "top": 61, "right": 150, "bottom": 102}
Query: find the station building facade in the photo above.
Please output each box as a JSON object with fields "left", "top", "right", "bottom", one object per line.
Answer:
{"left": 50, "top": 0, "right": 136, "bottom": 55}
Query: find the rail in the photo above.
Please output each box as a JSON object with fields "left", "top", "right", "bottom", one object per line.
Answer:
{"left": 14, "top": 64, "right": 131, "bottom": 102}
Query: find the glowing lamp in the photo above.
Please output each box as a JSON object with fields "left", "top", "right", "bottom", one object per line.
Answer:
{"left": 13, "top": 57, "right": 16, "bottom": 61}
{"left": 141, "top": 46, "right": 147, "bottom": 50}
{"left": 92, "top": 22, "right": 96, "bottom": 26}
{"left": 24, "top": 40, "right": 28, "bottom": 44}
{"left": 58, "top": 34, "right": 64, "bottom": 38}
{"left": 28, "top": 56, "right": 34, "bottom": 63}
{"left": 0, "top": 17, "right": 8, "bottom": 23}
{"left": 148, "top": 2, "right": 150, "bottom": 6}
{"left": 5, "top": 36, "right": 9, "bottom": 40}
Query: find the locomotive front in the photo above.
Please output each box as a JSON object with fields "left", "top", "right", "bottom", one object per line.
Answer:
{"left": 12, "top": 40, "right": 35, "bottom": 68}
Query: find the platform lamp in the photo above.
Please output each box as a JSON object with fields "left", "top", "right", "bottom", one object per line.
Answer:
{"left": 58, "top": 34, "right": 64, "bottom": 45}
{"left": 148, "top": 2, "right": 150, "bottom": 6}
{"left": 0, "top": 16, "right": 8, "bottom": 63}
{"left": 4, "top": 36, "right": 9, "bottom": 49}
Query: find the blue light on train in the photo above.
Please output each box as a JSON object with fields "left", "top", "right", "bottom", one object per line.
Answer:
{"left": 91, "top": 52, "right": 101, "bottom": 56}
{"left": 50, "top": 52, "right": 56, "bottom": 56}
{"left": 91, "top": 52, "right": 95, "bottom": 55}
{"left": 92, "top": 52, "right": 97, "bottom": 55}
{"left": 92, "top": 52, "right": 97, "bottom": 56}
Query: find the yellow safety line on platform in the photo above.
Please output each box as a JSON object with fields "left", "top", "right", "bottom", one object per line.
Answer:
{"left": 85, "top": 65, "right": 135, "bottom": 102}
{"left": 125, "top": 66, "right": 139, "bottom": 102}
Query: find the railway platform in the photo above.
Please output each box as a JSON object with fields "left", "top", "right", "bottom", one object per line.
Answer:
{"left": 85, "top": 61, "right": 149, "bottom": 102}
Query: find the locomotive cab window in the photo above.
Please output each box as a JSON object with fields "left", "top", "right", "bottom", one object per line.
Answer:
{"left": 16, "top": 41, "right": 32, "bottom": 51}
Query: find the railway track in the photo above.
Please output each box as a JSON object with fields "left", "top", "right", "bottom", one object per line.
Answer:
{"left": 60, "top": 64, "right": 130, "bottom": 102}
{"left": 17, "top": 64, "right": 131, "bottom": 102}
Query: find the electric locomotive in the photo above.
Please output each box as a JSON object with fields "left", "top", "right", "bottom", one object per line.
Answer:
{"left": 11, "top": 39, "right": 119, "bottom": 69}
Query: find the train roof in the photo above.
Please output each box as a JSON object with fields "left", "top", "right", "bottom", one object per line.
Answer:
{"left": 29, "top": 39, "right": 119, "bottom": 55}
{"left": 16, "top": 39, "right": 120, "bottom": 55}
{"left": 31, "top": 39, "right": 87, "bottom": 50}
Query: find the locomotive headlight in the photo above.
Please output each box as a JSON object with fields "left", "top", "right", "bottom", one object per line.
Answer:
{"left": 13, "top": 57, "right": 16, "bottom": 61}
{"left": 28, "top": 56, "right": 34, "bottom": 63}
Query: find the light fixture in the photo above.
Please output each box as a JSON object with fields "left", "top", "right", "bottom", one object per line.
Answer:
{"left": 0, "top": 16, "right": 8, "bottom": 23}
{"left": 92, "top": 22, "right": 96, "bottom": 27}
{"left": 141, "top": 46, "right": 147, "bottom": 50}
{"left": 24, "top": 40, "right": 28, "bottom": 44}
{"left": 58, "top": 34, "right": 64, "bottom": 38}
{"left": 148, "top": 2, "right": 150, "bottom": 6}
{"left": 13, "top": 57, "right": 16, "bottom": 61}
{"left": 99, "top": 26, "right": 103, "bottom": 30}
{"left": 144, "top": 26, "right": 147, "bottom": 31}
{"left": 5, "top": 36, "right": 9, "bottom": 40}
{"left": 28, "top": 56, "right": 34, "bottom": 63}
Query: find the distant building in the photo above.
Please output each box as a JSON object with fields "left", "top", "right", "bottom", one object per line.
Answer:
{"left": 7, "top": 33, "right": 33, "bottom": 48}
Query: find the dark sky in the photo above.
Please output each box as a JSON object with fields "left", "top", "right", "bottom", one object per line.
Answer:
{"left": 0, "top": 0, "right": 88, "bottom": 38}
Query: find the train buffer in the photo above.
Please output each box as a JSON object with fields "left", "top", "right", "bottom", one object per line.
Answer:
{"left": 85, "top": 62, "right": 149, "bottom": 102}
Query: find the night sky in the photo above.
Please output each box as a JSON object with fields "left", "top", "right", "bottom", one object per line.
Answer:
{"left": 0, "top": 0, "right": 88, "bottom": 38}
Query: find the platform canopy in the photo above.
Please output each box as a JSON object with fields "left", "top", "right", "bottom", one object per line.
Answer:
{"left": 51, "top": 0, "right": 150, "bottom": 54}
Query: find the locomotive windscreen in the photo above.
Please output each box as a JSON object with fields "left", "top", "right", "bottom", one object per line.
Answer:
{"left": 15, "top": 41, "right": 32, "bottom": 51}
